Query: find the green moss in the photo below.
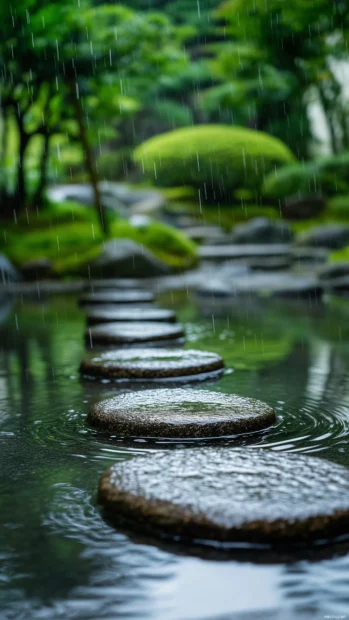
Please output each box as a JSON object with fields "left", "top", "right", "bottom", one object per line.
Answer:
{"left": 263, "top": 151, "right": 349, "bottom": 200}
{"left": 134, "top": 125, "right": 295, "bottom": 201}
{"left": 327, "top": 194, "right": 349, "bottom": 219}
{"left": 3, "top": 215, "right": 197, "bottom": 276}
{"left": 329, "top": 245, "right": 349, "bottom": 263}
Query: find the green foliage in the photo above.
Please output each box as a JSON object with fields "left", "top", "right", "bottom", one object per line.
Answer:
{"left": 96, "top": 150, "right": 131, "bottom": 181}
{"left": 2, "top": 214, "right": 197, "bottom": 275}
{"left": 329, "top": 245, "right": 349, "bottom": 264}
{"left": 327, "top": 195, "right": 349, "bottom": 219}
{"left": 134, "top": 125, "right": 294, "bottom": 201}
{"left": 263, "top": 152, "right": 349, "bottom": 200}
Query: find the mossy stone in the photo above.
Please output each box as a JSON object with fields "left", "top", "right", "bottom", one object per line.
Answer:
{"left": 80, "top": 348, "right": 224, "bottom": 381}
{"left": 86, "top": 307, "right": 177, "bottom": 325}
{"left": 99, "top": 448, "right": 349, "bottom": 544}
{"left": 88, "top": 388, "right": 276, "bottom": 438}
{"left": 79, "top": 290, "right": 154, "bottom": 306}
{"left": 86, "top": 322, "right": 184, "bottom": 346}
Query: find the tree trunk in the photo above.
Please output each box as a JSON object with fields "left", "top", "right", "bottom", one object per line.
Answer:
{"left": 16, "top": 118, "right": 28, "bottom": 212}
{"left": 33, "top": 131, "right": 50, "bottom": 210}
{"left": 68, "top": 81, "right": 108, "bottom": 235}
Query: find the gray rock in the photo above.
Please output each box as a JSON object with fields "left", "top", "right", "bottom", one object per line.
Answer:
{"left": 318, "top": 261, "right": 349, "bottom": 281}
{"left": 291, "top": 247, "right": 328, "bottom": 265}
{"left": 89, "top": 240, "right": 170, "bottom": 278}
{"left": 80, "top": 348, "right": 224, "bottom": 381}
{"left": 0, "top": 255, "right": 19, "bottom": 284}
{"left": 231, "top": 217, "right": 293, "bottom": 244}
{"left": 197, "top": 272, "right": 322, "bottom": 300}
{"left": 323, "top": 275, "right": 349, "bottom": 295}
{"left": 86, "top": 307, "right": 177, "bottom": 325}
{"left": 79, "top": 289, "right": 154, "bottom": 306}
{"left": 296, "top": 224, "right": 349, "bottom": 250}
{"left": 183, "top": 225, "right": 228, "bottom": 244}
{"left": 89, "top": 389, "right": 276, "bottom": 438}
{"left": 21, "top": 258, "right": 53, "bottom": 281}
{"left": 199, "top": 244, "right": 291, "bottom": 261}
{"left": 86, "top": 321, "right": 184, "bottom": 346}
{"left": 99, "top": 447, "right": 349, "bottom": 543}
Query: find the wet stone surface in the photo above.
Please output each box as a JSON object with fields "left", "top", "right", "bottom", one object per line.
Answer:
{"left": 99, "top": 447, "right": 349, "bottom": 544}
{"left": 86, "top": 306, "right": 177, "bottom": 325}
{"left": 79, "top": 290, "right": 155, "bottom": 305}
{"left": 88, "top": 388, "right": 276, "bottom": 438}
{"left": 86, "top": 322, "right": 184, "bottom": 346}
{"left": 197, "top": 272, "right": 323, "bottom": 299}
{"left": 83, "top": 278, "right": 146, "bottom": 291}
{"left": 80, "top": 348, "right": 224, "bottom": 381}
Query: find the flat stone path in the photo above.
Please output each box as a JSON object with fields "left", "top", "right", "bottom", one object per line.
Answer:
{"left": 80, "top": 348, "right": 224, "bottom": 381}
{"left": 88, "top": 388, "right": 276, "bottom": 438}
{"left": 79, "top": 290, "right": 154, "bottom": 305}
{"left": 86, "top": 322, "right": 184, "bottom": 346}
{"left": 86, "top": 307, "right": 177, "bottom": 325}
{"left": 99, "top": 447, "right": 349, "bottom": 543}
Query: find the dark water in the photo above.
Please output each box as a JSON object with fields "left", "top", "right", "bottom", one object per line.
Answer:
{"left": 1, "top": 291, "right": 349, "bottom": 619}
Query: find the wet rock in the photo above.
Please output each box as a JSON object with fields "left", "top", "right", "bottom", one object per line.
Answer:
{"left": 280, "top": 194, "right": 325, "bottom": 220}
{"left": 231, "top": 218, "right": 293, "bottom": 245}
{"left": 291, "top": 247, "right": 328, "bottom": 266}
{"left": 84, "top": 278, "right": 146, "bottom": 291}
{"left": 86, "top": 307, "right": 177, "bottom": 325}
{"left": 323, "top": 276, "right": 349, "bottom": 296}
{"left": 199, "top": 244, "right": 291, "bottom": 262}
{"left": 79, "top": 289, "right": 155, "bottom": 306}
{"left": 88, "top": 388, "right": 276, "bottom": 438}
{"left": 296, "top": 224, "right": 349, "bottom": 250}
{"left": 183, "top": 225, "right": 228, "bottom": 244}
{"left": 99, "top": 447, "right": 349, "bottom": 543}
{"left": 89, "top": 240, "right": 170, "bottom": 278}
{"left": 21, "top": 258, "right": 54, "bottom": 281}
{"left": 80, "top": 348, "right": 224, "bottom": 381}
{"left": 318, "top": 262, "right": 349, "bottom": 281}
{"left": 0, "top": 255, "right": 19, "bottom": 284}
{"left": 197, "top": 272, "right": 322, "bottom": 300}
{"left": 86, "top": 321, "right": 184, "bottom": 346}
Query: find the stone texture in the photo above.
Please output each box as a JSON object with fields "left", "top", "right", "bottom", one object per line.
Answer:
{"left": 199, "top": 244, "right": 291, "bottom": 262}
{"left": 318, "top": 262, "right": 349, "bottom": 281}
{"left": 89, "top": 239, "right": 170, "bottom": 278}
{"left": 197, "top": 272, "right": 323, "bottom": 300}
{"left": 86, "top": 307, "right": 177, "bottom": 325}
{"left": 79, "top": 289, "right": 154, "bottom": 306}
{"left": 80, "top": 348, "right": 224, "bottom": 381}
{"left": 88, "top": 388, "right": 276, "bottom": 438}
{"left": 86, "top": 321, "right": 184, "bottom": 346}
{"left": 99, "top": 447, "right": 349, "bottom": 543}
{"left": 231, "top": 217, "right": 293, "bottom": 245}
{"left": 280, "top": 195, "right": 325, "bottom": 219}
{"left": 0, "top": 255, "right": 19, "bottom": 284}
{"left": 296, "top": 224, "right": 349, "bottom": 250}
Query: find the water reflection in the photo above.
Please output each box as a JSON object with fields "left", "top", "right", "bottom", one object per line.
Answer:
{"left": 0, "top": 294, "right": 349, "bottom": 617}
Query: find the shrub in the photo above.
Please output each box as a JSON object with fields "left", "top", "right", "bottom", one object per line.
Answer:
{"left": 263, "top": 151, "right": 349, "bottom": 200}
{"left": 327, "top": 194, "right": 349, "bottom": 219}
{"left": 134, "top": 125, "right": 295, "bottom": 202}
{"left": 97, "top": 150, "right": 131, "bottom": 180}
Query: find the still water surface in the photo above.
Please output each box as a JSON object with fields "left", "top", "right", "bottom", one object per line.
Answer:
{"left": 1, "top": 291, "right": 349, "bottom": 619}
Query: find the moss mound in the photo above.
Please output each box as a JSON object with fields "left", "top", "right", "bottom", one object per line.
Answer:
{"left": 263, "top": 152, "right": 349, "bottom": 200}
{"left": 1, "top": 215, "right": 197, "bottom": 276}
{"left": 134, "top": 125, "right": 294, "bottom": 202}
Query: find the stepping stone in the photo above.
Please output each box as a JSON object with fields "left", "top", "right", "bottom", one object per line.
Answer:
{"left": 323, "top": 275, "right": 349, "bottom": 296}
{"left": 86, "top": 307, "right": 177, "bottom": 325}
{"left": 197, "top": 272, "right": 323, "bottom": 300}
{"left": 99, "top": 447, "right": 349, "bottom": 544}
{"left": 86, "top": 322, "right": 184, "bottom": 346}
{"left": 199, "top": 244, "right": 291, "bottom": 261}
{"left": 84, "top": 278, "right": 145, "bottom": 291}
{"left": 80, "top": 348, "right": 224, "bottom": 381}
{"left": 88, "top": 388, "right": 276, "bottom": 437}
{"left": 79, "top": 290, "right": 154, "bottom": 306}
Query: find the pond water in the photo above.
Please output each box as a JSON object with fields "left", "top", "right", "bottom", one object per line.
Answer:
{"left": 1, "top": 291, "right": 349, "bottom": 619}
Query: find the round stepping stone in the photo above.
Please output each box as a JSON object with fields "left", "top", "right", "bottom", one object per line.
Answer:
{"left": 80, "top": 348, "right": 224, "bottom": 381}
{"left": 88, "top": 388, "right": 276, "bottom": 437}
{"left": 86, "top": 307, "right": 177, "bottom": 325}
{"left": 99, "top": 447, "right": 349, "bottom": 543}
{"left": 84, "top": 278, "right": 145, "bottom": 291}
{"left": 79, "top": 290, "right": 154, "bottom": 306}
{"left": 86, "top": 322, "right": 184, "bottom": 346}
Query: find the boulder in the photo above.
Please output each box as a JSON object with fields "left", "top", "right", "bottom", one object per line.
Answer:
{"left": 0, "top": 255, "right": 20, "bottom": 284}
{"left": 21, "top": 258, "right": 54, "bottom": 281}
{"left": 89, "top": 240, "right": 171, "bottom": 278}
{"left": 296, "top": 224, "right": 349, "bottom": 250}
{"left": 280, "top": 195, "right": 325, "bottom": 220}
{"left": 199, "top": 243, "right": 291, "bottom": 261}
{"left": 231, "top": 217, "right": 293, "bottom": 244}
{"left": 318, "top": 261, "right": 349, "bottom": 281}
